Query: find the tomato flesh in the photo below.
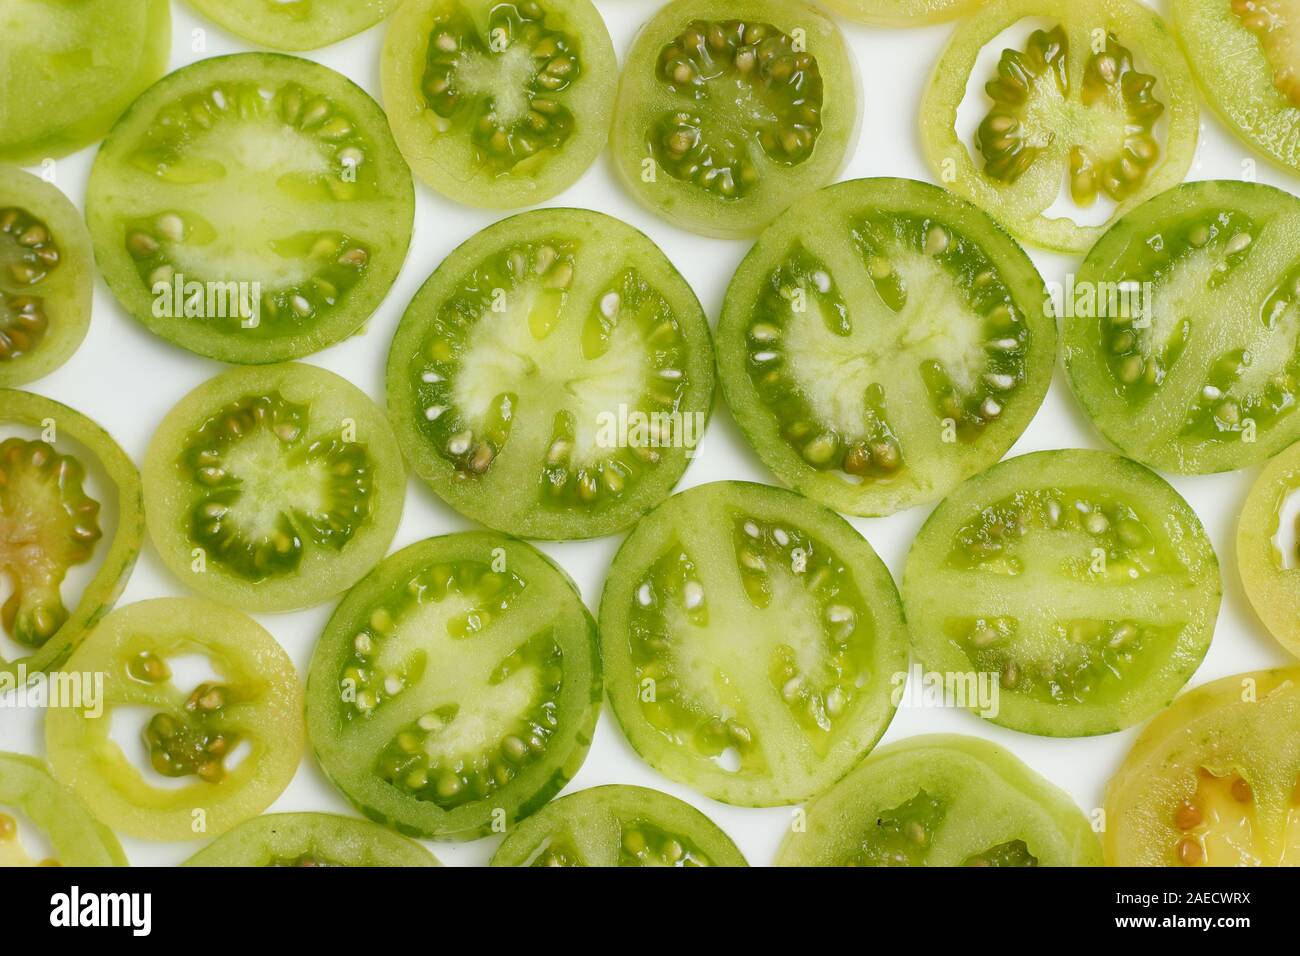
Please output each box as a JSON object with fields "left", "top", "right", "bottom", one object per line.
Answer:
{"left": 0, "top": 753, "right": 126, "bottom": 866}
{"left": 183, "top": 812, "right": 440, "bottom": 866}
{"left": 904, "top": 450, "right": 1220, "bottom": 737}
{"left": 920, "top": 0, "right": 1199, "bottom": 252}
{"left": 718, "top": 177, "right": 1055, "bottom": 517}
{"left": 307, "top": 532, "right": 601, "bottom": 840}
{"left": 0, "top": 0, "right": 171, "bottom": 165}
{"left": 1239, "top": 440, "right": 1300, "bottom": 658}
{"left": 0, "top": 167, "right": 94, "bottom": 387}
{"left": 143, "top": 363, "right": 405, "bottom": 613}
{"left": 87, "top": 53, "right": 415, "bottom": 364}
{"left": 491, "top": 785, "right": 746, "bottom": 866}
{"left": 387, "top": 208, "right": 714, "bottom": 540}
{"left": 45, "top": 598, "right": 305, "bottom": 842}
{"left": 1065, "top": 180, "right": 1300, "bottom": 474}
{"left": 382, "top": 0, "right": 617, "bottom": 209}
{"left": 612, "top": 0, "right": 860, "bottom": 238}
{"left": 819, "top": 0, "right": 980, "bottom": 23}
{"left": 186, "top": 0, "right": 402, "bottom": 52}
{"left": 0, "top": 390, "right": 143, "bottom": 681}
{"left": 1105, "top": 669, "right": 1300, "bottom": 866}
{"left": 777, "top": 735, "right": 1102, "bottom": 866}
{"left": 599, "top": 481, "right": 908, "bottom": 806}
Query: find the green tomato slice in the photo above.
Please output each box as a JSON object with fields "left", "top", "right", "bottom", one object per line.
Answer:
{"left": 777, "top": 734, "right": 1102, "bottom": 866}
{"left": 307, "top": 532, "right": 601, "bottom": 840}
{"left": 0, "top": 752, "right": 126, "bottom": 866}
{"left": 1105, "top": 668, "right": 1300, "bottom": 866}
{"left": 183, "top": 812, "right": 440, "bottom": 866}
{"left": 1065, "top": 180, "right": 1300, "bottom": 474}
{"left": 186, "top": 0, "right": 402, "bottom": 52}
{"left": 612, "top": 0, "right": 860, "bottom": 238}
{"left": 382, "top": 0, "right": 617, "bottom": 209}
{"left": 0, "top": 389, "right": 143, "bottom": 681}
{"left": 86, "top": 53, "right": 415, "bottom": 364}
{"left": 920, "top": 0, "right": 1199, "bottom": 252}
{"left": 904, "top": 449, "right": 1220, "bottom": 737}
{"left": 1239, "top": 440, "right": 1300, "bottom": 658}
{"left": 818, "top": 0, "right": 981, "bottom": 24}
{"left": 0, "top": 167, "right": 94, "bottom": 387}
{"left": 45, "top": 598, "right": 305, "bottom": 842}
{"left": 0, "top": 0, "right": 171, "bottom": 165}
{"left": 1173, "top": 0, "right": 1300, "bottom": 174}
{"left": 143, "top": 363, "right": 405, "bottom": 613}
{"left": 387, "top": 208, "right": 714, "bottom": 541}
{"left": 599, "top": 481, "right": 908, "bottom": 807}
{"left": 491, "top": 784, "right": 746, "bottom": 866}
{"left": 718, "top": 177, "right": 1056, "bottom": 517}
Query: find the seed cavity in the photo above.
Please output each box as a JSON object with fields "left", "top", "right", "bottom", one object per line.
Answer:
{"left": 0, "top": 207, "right": 60, "bottom": 362}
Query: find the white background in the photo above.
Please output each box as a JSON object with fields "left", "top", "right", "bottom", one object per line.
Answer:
{"left": 2, "top": 0, "right": 1297, "bottom": 867}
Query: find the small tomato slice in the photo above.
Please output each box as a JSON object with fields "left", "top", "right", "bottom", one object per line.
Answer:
{"left": 777, "top": 735, "right": 1102, "bottom": 866}
{"left": 1105, "top": 669, "right": 1300, "bottom": 866}
{"left": 45, "top": 598, "right": 305, "bottom": 842}
{"left": 0, "top": 752, "right": 126, "bottom": 867}
{"left": 1239, "top": 440, "right": 1300, "bottom": 658}
{"left": 491, "top": 785, "right": 746, "bottom": 866}
{"left": 183, "top": 812, "right": 440, "bottom": 866}
{"left": 920, "top": 0, "right": 1199, "bottom": 252}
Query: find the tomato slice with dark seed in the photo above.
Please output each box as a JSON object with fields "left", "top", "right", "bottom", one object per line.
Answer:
{"left": 613, "top": 0, "right": 860, "bottom": 238}
{"left": 0, "top": 0, "right": 171, "bottom": 164}
{"left": 0, "top": 167, "right": 94, "bottom": 387}
{"left": 491, "top": 785, "right": 746, "bottom": 866}
{"left": 0, "top": 752, "right": 126, "bottom": 866}
{"left": 307, "top": 532, "right": 601, "bottom": 840}
{"left": 600, "top": 481, "right": 908, "bottom": 806}
{"left": 186, "top": 0, "right": 402, "bottom": 52}
{"left": 1173, "top": 0, "right": 1300, "bottom": 174}
{"left": 0, "top": 389, "right": 143, "bottom": 681}
{"left": 143, "top": 363, "right": 405, "bottom": 613}
{"left": 87, "top": 53, "right": 415, "bottom": 364}
{"left": 904, "top": 449, "right": 1220, "bottom": 737}
{"left": 718, "top": 177, "right": 1056, "bottom": 517}
{"left": 1065, "top": 180, "right": 1300, "bottom": 474}
{"left": 1106, "top": 669, "right": 1300, "bottom": 865}
{"left": 777, "top": 735, "right": 1102, "bottom": 866}
{"left": 387, "top": 208, "right": 714, "bottom": 540}
{"left": 45, "top": 598, "right": 305, "bottom": 842}
{"left": 382, "top": 0, "right": 617, "bottom": 209}
{"left": 920, "top": 0, "right": 1199, "bottom": 252}
{"left": 183, "top": 812, "right": 440, "bottom": 866}
{"left": 1239, "top": 441, "right": 1300, "bottom": 658}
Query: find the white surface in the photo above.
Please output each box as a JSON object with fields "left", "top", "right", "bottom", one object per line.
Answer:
{"left": 2, "top": 0, "right": 1296, "bottom": 867}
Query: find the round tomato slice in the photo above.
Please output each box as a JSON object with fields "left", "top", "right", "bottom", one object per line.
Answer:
{"left": 382, "top": 0, "right": 617, "bottom": 209}
{"left": 387, "top": 208, "right": 714, "bottom": 541}
{"left": 1240, "top": 441, "right": 1300, "bottom": 657}
{"left": 0, "top": 167, "right": 94, "bottom": 387}
{"left": 904, "top": 450, "right": 1220, "bottom": 737}
{"left": 143, "top": 363, "right": 405, "bottom": 613}
{"left": 86, "top": 53, "right": 415, "bottom": 364}
{"left": 600, "top": 481, "right": 908, "bottom": 807}
{"left": 718, "top": 178, "right": 1055, "bottom": 517}
{"left": 45, "top": 598, "right": 305, "bottom": 842}
{"left": 820, "top": 0, "right": 979, "bottom": 23}
{"left": 0, "top": 753, "right": 126, "bottom": 866}
{"left": 612, "top": 0, "right": 860, "bottom": 238}
{"left": 186, "top": 0, "right": 401, "bottom": 52}
{"left": 1173, "top": 0, "right": 1300, "bottom": 174}
{"left": 777, "top": 735, "right": 1102, "bottom": 866}
{"left": 306, "top": 532, "right": 601, "bottom": 840}
{"left": 0, "top": 390, "right": 143, "bottom": 681}
{"left": 920, "top": 0, "right": 1199, "bottom": 253}
{"left": 0, "top": 0, "right": 170, "bottom": 165}
{"left": 183, "top": 812, "right": 440, "bottom": 866}
{"left": 1105, "top": 669, "right": 1300, "bottom": 866}
{"left": 1065, "top": 180, "right": 1300, "bottom": 474}
{"left": 491, "top": 784, "right": 746, "bottom": 866}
